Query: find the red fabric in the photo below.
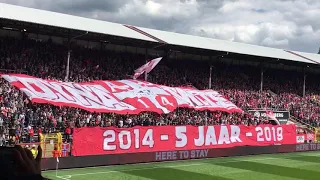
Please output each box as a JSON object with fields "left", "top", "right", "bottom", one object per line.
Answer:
{"left": 29, "top": 129, "right": 34, "bottom": 137}
{"left": 72, "top": 124, "right": 297, "bottom": 156}
{"left": 2, "top": 74, "right": 242, "bottom": 114}
{"left": 65, "top": 127, "right": 71, "bottom": 135}
{"left": 52, "top": 150, "right": 61, "bottom": 157}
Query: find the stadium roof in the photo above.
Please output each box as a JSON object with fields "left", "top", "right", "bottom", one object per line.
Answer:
{"left": 138, "top": 27, "right": 320, "bottom": 64}
{"left": 0, "top": 3, "right": 157, "bottom": 43}
{"left": 1, "top": 3, "right": 320, "bottom": 65}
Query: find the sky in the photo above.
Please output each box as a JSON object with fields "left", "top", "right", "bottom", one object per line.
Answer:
{"left": 1, "top": 0, "right": 320, "bottom": 53}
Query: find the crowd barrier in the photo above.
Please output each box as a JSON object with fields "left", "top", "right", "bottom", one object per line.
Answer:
{"left": 41, "top": 143, "right": 320, "bottom": 170}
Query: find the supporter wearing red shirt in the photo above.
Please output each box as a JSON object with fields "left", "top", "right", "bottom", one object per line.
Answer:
{"left": 29, "top": 127, "right": 34, "bottom": 143}
{"left": 65, "top": 126, "right": 71, "bottom": 142}
{"left": 52, "top": 147, "right": 61, "bottom": 158}
{"left": 38, "top": 127, "right": 42, "bottom": 135}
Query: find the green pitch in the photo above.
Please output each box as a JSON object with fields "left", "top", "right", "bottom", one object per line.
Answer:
{"left": 43, "top": 151, "right": 320, "bottom": 180}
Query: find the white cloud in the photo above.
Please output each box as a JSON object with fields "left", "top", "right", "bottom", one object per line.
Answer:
{"left": 0, "top": 0, "right": 319, "bottom": 53}
{"left": 117, "top": 0, "right": 200, "bottom": 21}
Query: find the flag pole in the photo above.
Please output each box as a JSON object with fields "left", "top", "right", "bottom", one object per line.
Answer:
{"left": 209, "top": 66, "right": 212, "bottom": 89}
{"left": 144, "top": 71, "right": 148, "bottom": 81}
{"left": 144, "top": 48, "right": 148, "bottom": 81}
{"left": 55, "top": 157, "right": 59, "bottom": 177}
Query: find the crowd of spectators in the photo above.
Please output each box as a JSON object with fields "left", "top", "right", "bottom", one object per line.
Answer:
{"left": 0, "top": 36, "right": 320, "bottom": 145}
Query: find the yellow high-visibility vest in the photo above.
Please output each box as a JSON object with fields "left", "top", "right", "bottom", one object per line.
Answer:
{"left": 31, "top": 149, "right": 37, "bottom": 158}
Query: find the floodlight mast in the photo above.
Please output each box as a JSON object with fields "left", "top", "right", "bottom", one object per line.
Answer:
{"left": 65, "top": 31, "right": 89, "bottom": 81}
{"left": 209, "top": 52, "right": 229, "bottom": 89}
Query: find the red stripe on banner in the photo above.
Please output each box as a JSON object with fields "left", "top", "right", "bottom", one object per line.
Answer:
{"left": 72, "top": 124, "right": 297, "bottom": 156}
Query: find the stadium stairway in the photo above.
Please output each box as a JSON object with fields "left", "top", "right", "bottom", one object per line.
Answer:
{"left": 289, "top": 116, "right": 315, "bottom": 131}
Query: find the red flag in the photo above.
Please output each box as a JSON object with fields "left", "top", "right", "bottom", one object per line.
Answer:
{"left": 133, "top": 57, "right": 162, "bottom": 79}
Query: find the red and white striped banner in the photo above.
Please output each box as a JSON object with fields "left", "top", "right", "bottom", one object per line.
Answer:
{"left": 2, "top": 74, "right": 242, "bottom": 114}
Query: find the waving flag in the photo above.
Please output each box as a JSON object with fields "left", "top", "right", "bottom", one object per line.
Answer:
{"left": 266, "top": 110, "right": 280, "bottom": 125}
{"left": 133, "top": 57, "right": 162, "bottom": 79}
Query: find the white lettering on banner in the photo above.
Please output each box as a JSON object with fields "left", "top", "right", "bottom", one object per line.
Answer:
{"left": 205, "top": 91, "right": 236, "bottom": 110}
{"left": 119, "top": 131, "right": 131, "bottom": 150}
{"left": 134, "top": 129, "right": 140, "bottom": 149}
{"left": 103, "top": 130, "right": 116, "bottom": 150}
{"left": 296, "top": 144, "right": 320, "bottom": 151}
{"left": 204, "top": 126, "right": 216, "bottom": 146}
{"left": 197, "top": 94, "right": 213, "bottom": 106}
{"left": 218, "top": 126, "right": 231, "bottom": 144}
{"left": 255, "top": 127, "right": 283, "bottom": 142}
{"left": 103, "top": 129, "right": 154, "bottom": 151}
{"left": 88, "top": 85, "right": 135, "bottom": 110}
{"left": 113, "top": 80, "right": 173, "bottom": 113}
{"left": 1, "top": 74, "right": 242, "bottom": 114}
{"left": 162, "top": 87, "right": 239, "bottom": 110}
{"left": 296, "top": 144, "right": 310, "bottom": 151}
{"left": 230, "top": 126, "right": 242, "bottom": 143}
{"left": 63, "top": 83, "right": 103, "bottom": 106}
{"left": 175, "top": 126, "right": 187, "bottom": 147}
{"left": 161, "top": 96, "right": 173, "bottom": 107}
{"left": 98, "top": 125, "right": 290, "bottom": 153}
{"left": 17, "top": 77, "right": 58, "bottom": 99}
{"left": 155, "top": 151, "right": 177, "bottom": 161}
{"left": 161, "top": 87, "right": 193, "bottom": 106}
{"left": 195, "top": 126, "right": 242, "bottom": 147}
{"left": 104, "top": 81, "right": 130, "bottom": 93}
{"left": 155, "top": 149, "right": 209, "bottom": 161}
{"left": 190, "top": 149, "right": 209, "bottom": 158}
{"left": 194, "top": 127, "right": 204, "bottom": 146}
{"left": 4, "top": 75, "right": 135, "bottom": 111}
{"left": 184, "top": 90, "right": 205, "bottom": 107}
{"left": 103, "top": 126, "right": 244, "bottom": 151}
{"left": 142, "top": 129, "right": 155, "bottom": 148}
{"left": 43, "top": 81, "right": 75, "bottom": 102}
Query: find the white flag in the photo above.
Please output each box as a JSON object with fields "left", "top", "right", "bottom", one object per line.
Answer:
{"left": 266, "top": 110, "right": 277, "bottom": 120}
{"left": 56, "top": 157, "right": 59, "bottom": 163}
{"left": 133, "top": 57, "right": 162, "bottom": 79}
{"left": 266, "top": 110, "right": 280, "bottom": 125}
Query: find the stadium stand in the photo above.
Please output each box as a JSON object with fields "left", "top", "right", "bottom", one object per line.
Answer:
{"left": 0, "top": 36, "right": 319, "bottom": 146}
{"left": 0, "top": 3, "right": 320, "bottom": 148}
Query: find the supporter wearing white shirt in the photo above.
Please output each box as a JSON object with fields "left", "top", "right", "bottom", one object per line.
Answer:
{"left": 127, "top": 118, "right": 132, "bottom": 125}
{"left": 119, "top": 120, "right": 123, "bottom": 128}
{"left": 0, "top": 116, "right": 3, "bottom": 127}
{"left": 0, "top": 133, "right": 4, "bottom": 146}
{"left": 87, "top": 114, "right": 92, "bottom": 124}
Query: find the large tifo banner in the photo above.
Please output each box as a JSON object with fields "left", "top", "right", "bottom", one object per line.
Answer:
{"left": 1, "top": 74, "right": 242, "bottom": 114}
{"left": 72, "top": 124, "right": 296, "bottom": 156}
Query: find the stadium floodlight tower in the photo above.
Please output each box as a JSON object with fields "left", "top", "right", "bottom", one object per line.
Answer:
{"left": 208, "top": 52, "right": 229, "bottom": 89}
{"left": 64, "top": 31, "right": 89, "bottom": 82}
